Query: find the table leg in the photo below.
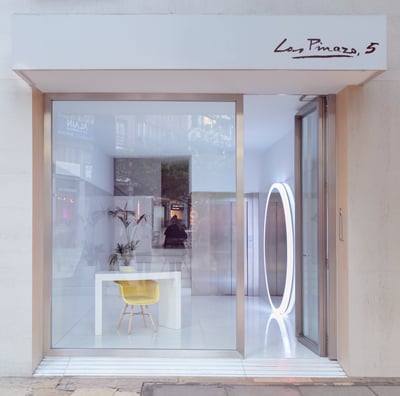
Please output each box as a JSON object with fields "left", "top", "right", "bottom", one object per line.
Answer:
{"left": 158, "top": 276, "right": 181, "bottom": 329}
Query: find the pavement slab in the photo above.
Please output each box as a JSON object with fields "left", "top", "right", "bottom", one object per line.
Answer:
{"left": 226, "top": 385, "right": 301, "bottom": 395}
{"left": 30, "top": 390, "right": 71, "bottom": 396}
{"left": 1, "top": 377, "right": 400, "bottom": 396}
{"left": 0, "top": 388, "right": 27, "bottom": 396}
{"left": 141, "top": 383, "right": 303, "bottom": 396}
{"left": 70, "top": 388, "right": 115, "bottom": 396}
{"left": 298, "top": 385, "right": 376, "bottom": 396}
{"left": 140, "top": 382, "right": 400, "bottom": 396}
{"left": 115, "top": 392, "right": 140, "bottom": 396}
{"left": 142, "top": 383, "right": 228, "bottom": 396}
{"left": 369, "top": 386, "right": 400, "bottom": 396}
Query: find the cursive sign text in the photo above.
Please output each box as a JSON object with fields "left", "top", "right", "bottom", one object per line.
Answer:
{"left": 274, "top": 38, "right": 379, "bottom": 59}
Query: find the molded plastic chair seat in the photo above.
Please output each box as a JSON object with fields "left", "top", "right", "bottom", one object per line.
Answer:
{"left": 115, "top": 280, "right": 160, "bottom": 334}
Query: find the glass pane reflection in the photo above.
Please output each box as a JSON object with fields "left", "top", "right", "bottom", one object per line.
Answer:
{"left": 301, "top": 110, "right": 319, "bottom": 343}
{"left": 51, "top": 100, "right": 237, "bottom": 350}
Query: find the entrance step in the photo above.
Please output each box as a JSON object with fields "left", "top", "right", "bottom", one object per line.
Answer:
{"left": 34, "top": 357, "right": 346, "bottom": 378}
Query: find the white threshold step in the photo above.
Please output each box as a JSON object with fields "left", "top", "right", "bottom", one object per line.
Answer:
{"left": 34, "top": 357, "right": 347, "bottom": 378}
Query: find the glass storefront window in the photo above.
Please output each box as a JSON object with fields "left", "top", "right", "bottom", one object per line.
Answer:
{"left": 51, "top": 99, "right": 237, "bottom": 350}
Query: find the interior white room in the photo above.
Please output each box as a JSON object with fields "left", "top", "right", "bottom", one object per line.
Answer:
{"left": 49, "top": 94, "right": 314, "bottom": 360}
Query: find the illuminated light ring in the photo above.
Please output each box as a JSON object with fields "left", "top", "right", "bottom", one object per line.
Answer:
{"left": 263, "top": 183, "right": 294, "bottom": 315}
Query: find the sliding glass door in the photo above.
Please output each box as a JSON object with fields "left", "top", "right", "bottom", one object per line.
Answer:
{"left": 295, "top": 98, "right": 327, "bottom": 356}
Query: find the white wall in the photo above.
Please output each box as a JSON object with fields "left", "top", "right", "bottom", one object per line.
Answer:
{"left": 256, "top": 133, "right": 294, "bottom": 297}
{"left": 2, "top": 0, "right": 400, "bottom": 377}
{"left": 192, "top": 153, "right": 236, "bottom": 192}
{"left": 244, "top": 151, "right": 262, "bottom": 194}
{"left": 258, "top": 132, "right": 295, "bottom": 195}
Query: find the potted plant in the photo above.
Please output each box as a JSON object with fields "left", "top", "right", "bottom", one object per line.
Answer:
{"left": 108, "top": 203, "right": 146, "bottom": 270}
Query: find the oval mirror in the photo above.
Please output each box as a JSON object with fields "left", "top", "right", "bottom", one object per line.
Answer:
{"left": 263, "top": 183, "right": 294, "bottom": 314}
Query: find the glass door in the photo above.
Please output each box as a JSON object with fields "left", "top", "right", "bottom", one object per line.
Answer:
{"left": 295, "top": 98, "right": 327, "bottom": 356}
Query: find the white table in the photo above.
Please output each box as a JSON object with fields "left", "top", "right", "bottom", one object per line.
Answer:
{"left": 95, "top": 271, "right": 181, "bottom": 335}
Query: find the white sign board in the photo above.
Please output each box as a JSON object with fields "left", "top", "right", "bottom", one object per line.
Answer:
{"left": 13, "top": 15, "right": 386, "bottom": 71}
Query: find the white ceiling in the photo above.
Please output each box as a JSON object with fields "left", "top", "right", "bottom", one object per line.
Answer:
{"left": 19, "top": 69, "right": 378, "bottom": 95}
{"left": 243, "top": 94, "right": 304, "bottom": 151}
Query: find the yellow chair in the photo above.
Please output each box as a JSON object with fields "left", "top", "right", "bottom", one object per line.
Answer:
{"left": 115, "top": 280, "right": 160, "bottom": 334}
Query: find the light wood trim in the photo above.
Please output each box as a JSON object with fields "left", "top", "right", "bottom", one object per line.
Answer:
{"left": 32, "top": 88, "right": 44, "bottom": 372}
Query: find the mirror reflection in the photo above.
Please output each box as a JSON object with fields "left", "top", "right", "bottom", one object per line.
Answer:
{"left": 265, "top": 189, "right": 287, "bottom": 306}
{"left": 264, "top": 312, "right": 295, "bottom": 357}
{"left": 263, "top": 183, "right": 294, "bottom": 314}
{"left": 114, "top": 157, "right": 190, "bottom": 249}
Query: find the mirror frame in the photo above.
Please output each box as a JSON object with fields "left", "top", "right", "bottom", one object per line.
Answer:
{"left": 263, "top": 182, "right": 294, "bottom": 315}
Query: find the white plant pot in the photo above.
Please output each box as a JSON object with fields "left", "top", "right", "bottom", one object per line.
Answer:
{"left": 119, "top": 265, "right": 135, "bottom": 273}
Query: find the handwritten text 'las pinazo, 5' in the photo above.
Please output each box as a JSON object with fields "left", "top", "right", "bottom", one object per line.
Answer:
{"left": 274, "top": 38, "right": 379, "bottom": 59}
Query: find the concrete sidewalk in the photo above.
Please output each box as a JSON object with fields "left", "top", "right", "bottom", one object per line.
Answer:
{"left": 142, "top": 382, "right": 400, "bottom": 396}
{"left": 1, "top": 377, "right": 400, "bottom": 396}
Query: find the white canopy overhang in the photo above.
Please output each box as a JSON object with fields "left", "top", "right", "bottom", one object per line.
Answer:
{"left": 12, "top": 14, "right": 386, "bottom": 94}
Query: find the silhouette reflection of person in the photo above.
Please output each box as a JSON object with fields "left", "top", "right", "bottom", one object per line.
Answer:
{"left": 164, "top": 215, "right": 187, "bottom": 248}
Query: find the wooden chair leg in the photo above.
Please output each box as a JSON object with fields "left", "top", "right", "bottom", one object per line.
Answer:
{"left": 128, "top": 305, "right": 135, "bottom": 334}
{"left": 117, "top": 303, "right": 157, "bottom": 334}
{"left": 140, "top": 306, "right": 147, "bottom": 327}
{"left": 117, "top": 304, "right": 128, "bottom": 331}
{"left": 146, "top": 305, "right": 157, "bottom": 332}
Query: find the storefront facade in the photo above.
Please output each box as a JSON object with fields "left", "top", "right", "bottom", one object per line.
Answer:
{"left": 1, "top": 1, "right": 400, "bottom": 378}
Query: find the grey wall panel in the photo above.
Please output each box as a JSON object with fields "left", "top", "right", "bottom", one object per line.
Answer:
{"left": 265, "top": 193, "right": 286, "bottom": 297}
{"left": 191, "top": 192, "right": 235, "bottom": 296}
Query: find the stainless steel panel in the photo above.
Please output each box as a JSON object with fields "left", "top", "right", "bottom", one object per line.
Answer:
{"left": 265, "top": 192, "right": 287, "bottom": 297}
{"left": 191, "top": 193, "right": 235, "bottom": 296}
{"left": 244, "top": 193, "right": 260, "bottom": 297}
{"left": 265, "top": 198, "right": 277, "bottom": 296}
{"left": 276, "top": 199, "right": 287, "bottom": 295}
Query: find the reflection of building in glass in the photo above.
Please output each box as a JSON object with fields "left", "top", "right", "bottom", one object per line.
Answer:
{"left": 114, "top": 157, "right": 191, "bottom": 232}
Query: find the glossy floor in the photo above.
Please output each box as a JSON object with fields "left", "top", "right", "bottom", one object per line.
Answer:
{"left": 39, "top": 295, "right": 345, "bottom": 377}
{"left": 53, "top": 293, "right": 315, "bottom": 358}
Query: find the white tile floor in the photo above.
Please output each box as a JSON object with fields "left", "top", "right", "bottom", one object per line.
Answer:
{"left": 53, "top": 292, "right": 315, "bottom": 357}
{"left": 37, "top": 293, "right": 346, "bottom": 378}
